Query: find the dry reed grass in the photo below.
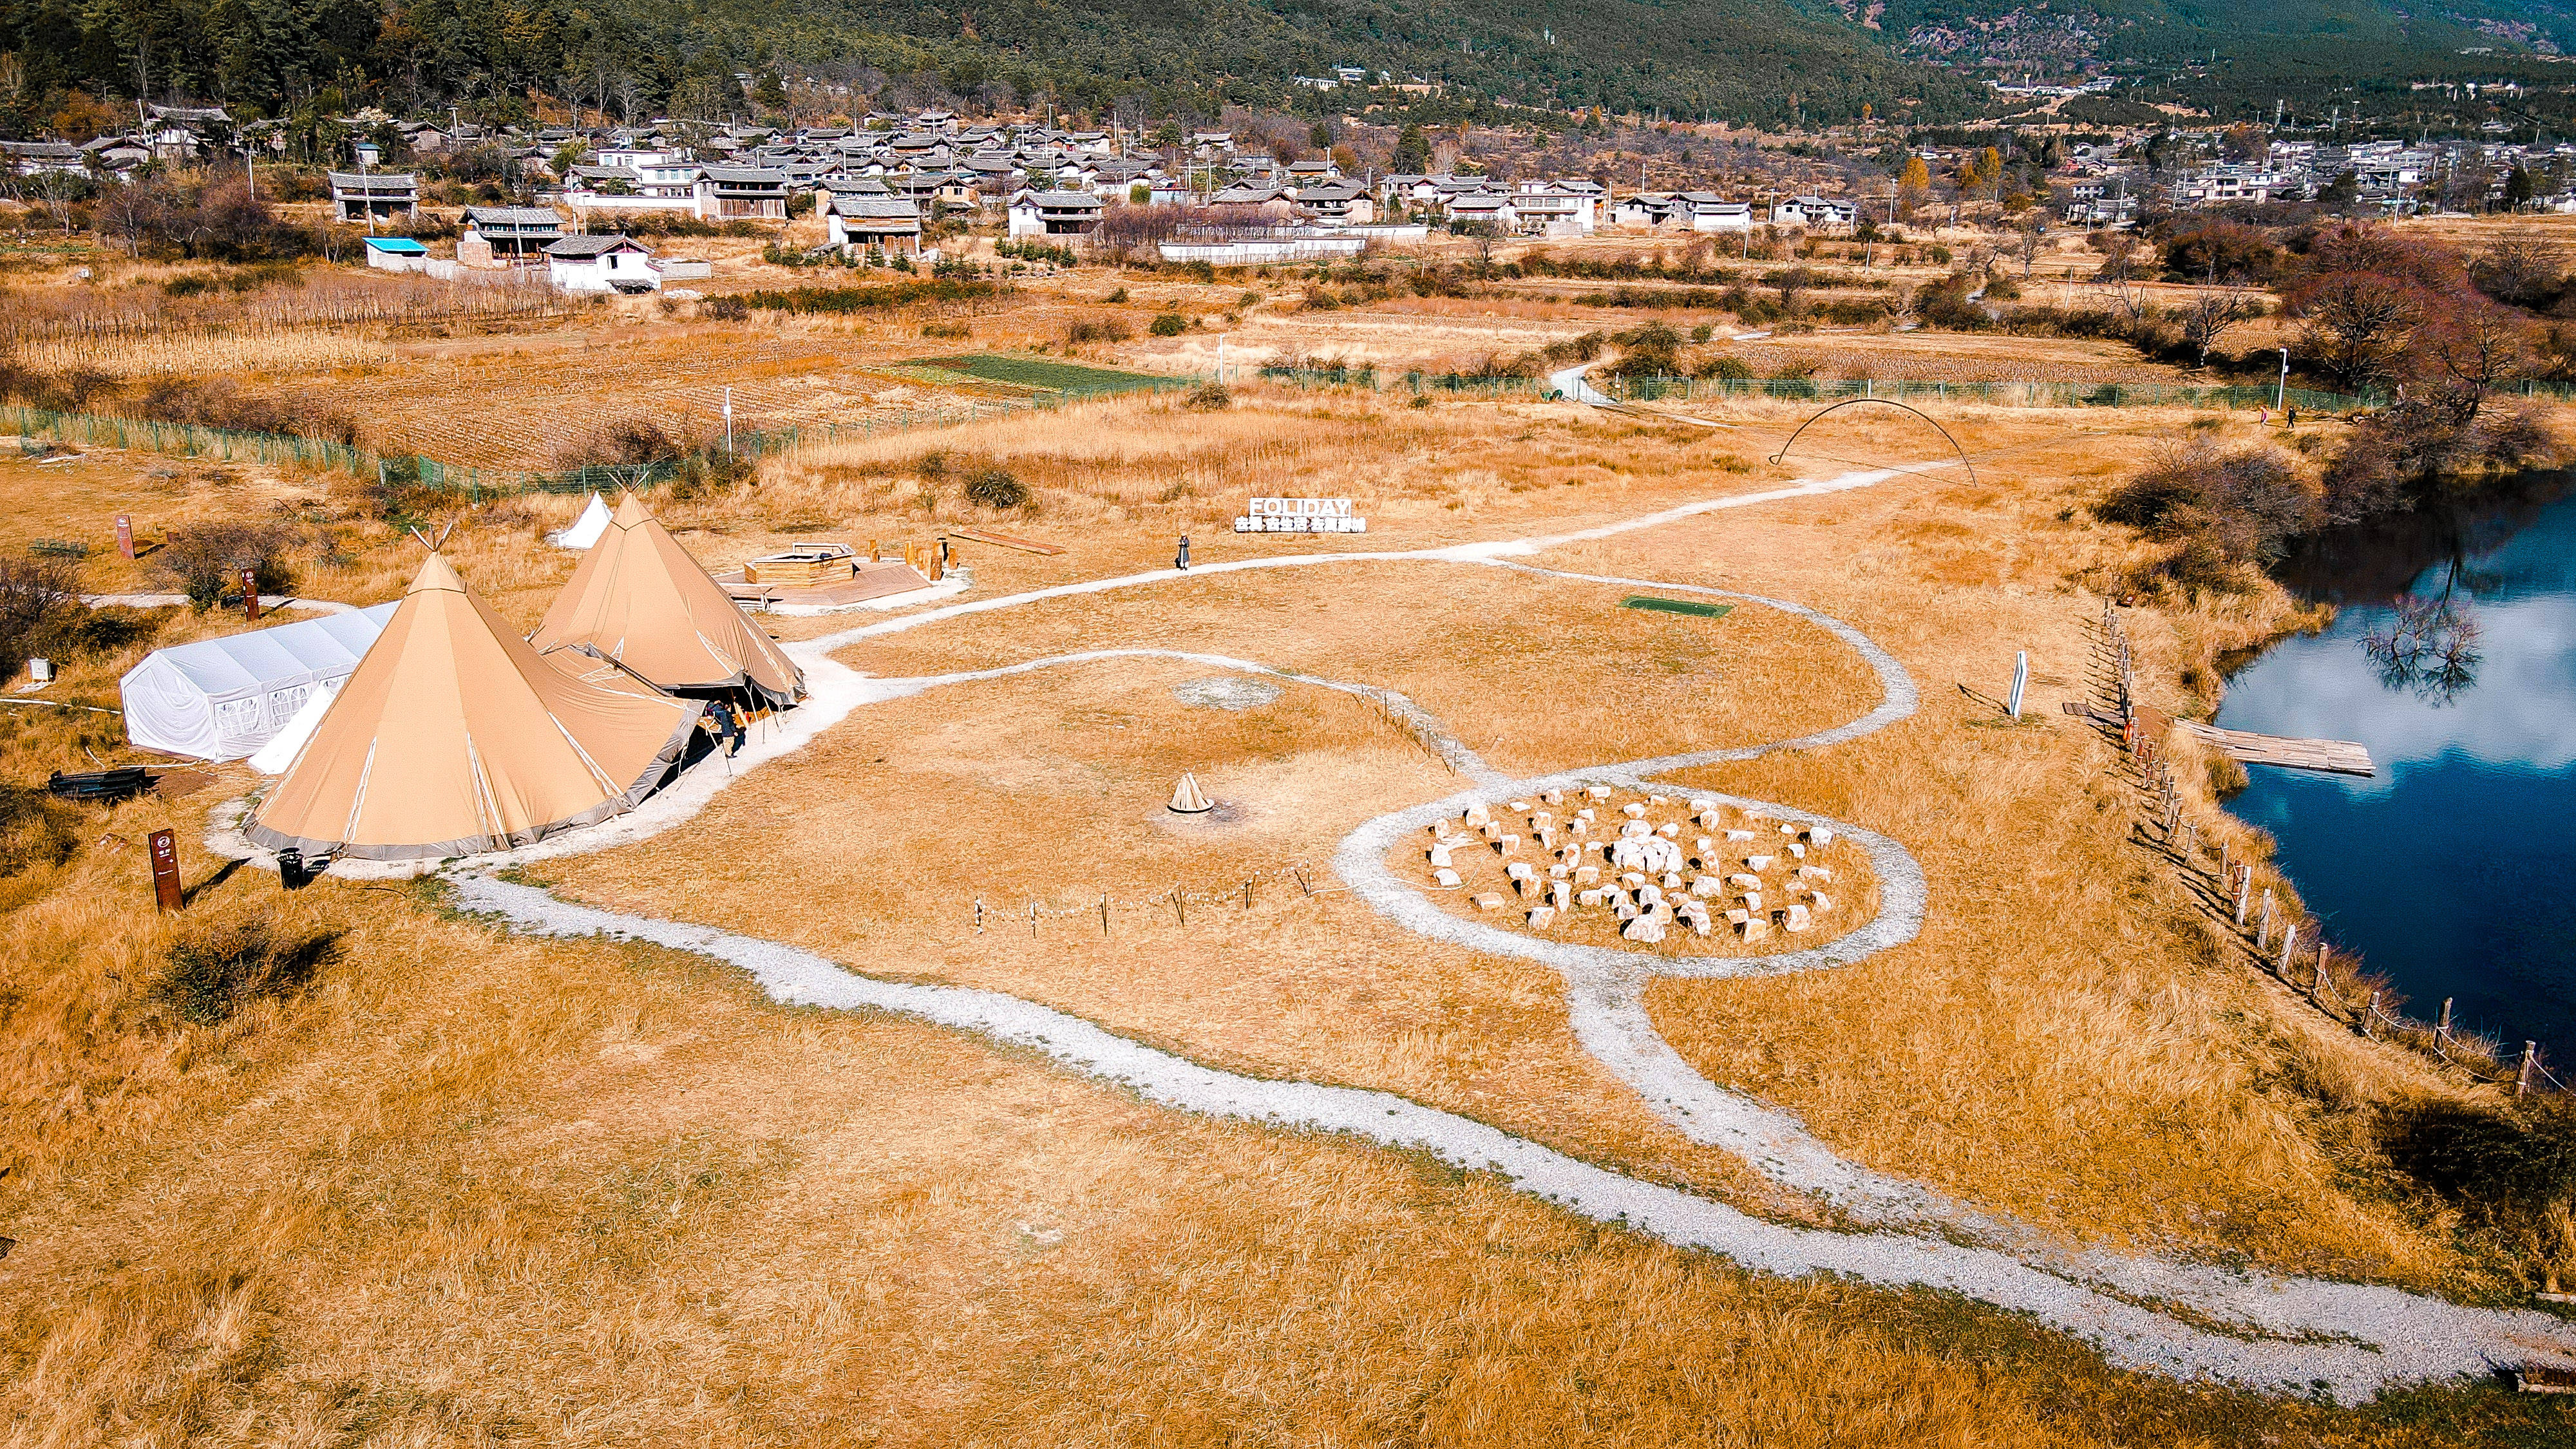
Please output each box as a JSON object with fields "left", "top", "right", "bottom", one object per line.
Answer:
{"left": 4, "top": 379, "right": 2569, "bottom": 1443}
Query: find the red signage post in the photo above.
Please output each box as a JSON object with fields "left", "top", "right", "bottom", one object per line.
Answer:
{"left": 148, "top": 829, "right": 183, "bottom": 912}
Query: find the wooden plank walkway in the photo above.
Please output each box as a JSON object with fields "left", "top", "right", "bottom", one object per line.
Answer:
{"left": 945, "top": 526, "right": 1065, "bottom": 556}
{"left": 2179, "top": 721, "right": 2375, "bottom": 777}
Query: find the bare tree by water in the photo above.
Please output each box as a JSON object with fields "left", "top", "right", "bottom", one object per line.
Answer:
{"left": 2365, "top": 558, "right": 2485, "bottom": 706}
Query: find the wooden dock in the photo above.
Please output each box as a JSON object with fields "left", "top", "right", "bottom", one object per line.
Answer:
{"left": 2179, "top": 721, "right": 2375, "bottom": 777}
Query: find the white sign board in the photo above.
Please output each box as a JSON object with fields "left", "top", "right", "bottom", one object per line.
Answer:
{"left": 1235, "top": 497, "right": 1367, "bottom": 534}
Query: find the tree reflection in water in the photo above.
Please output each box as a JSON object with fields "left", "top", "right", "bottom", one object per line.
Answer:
{"left": 2363, "top": 556, "right": 2484, "bottom": 706}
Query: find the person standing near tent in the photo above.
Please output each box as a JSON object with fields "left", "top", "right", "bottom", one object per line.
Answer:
{"left": 705, "top": 697, "right": 742, "bottom": 755}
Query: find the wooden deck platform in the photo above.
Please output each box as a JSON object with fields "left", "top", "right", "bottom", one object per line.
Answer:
{"left": 2179, "top": 721, "right": 2376, "bottom": 777}
{"left": 715, "top": 560, "right": 934, "bottom": 610}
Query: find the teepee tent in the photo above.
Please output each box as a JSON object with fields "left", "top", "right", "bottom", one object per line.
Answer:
{"left": 529, "top": 492, "right": 805, "bottom": 706}
{"left": 1168, "top": 772, "right": 1213, "bottom": 813}
{"left": 551, "top": 492, "right": 611, "bottom": 549}
{"left": 245, "top": 554, "right": 699, "bottom": 862}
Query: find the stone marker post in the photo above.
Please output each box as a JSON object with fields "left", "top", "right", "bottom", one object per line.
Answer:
{"left": 2007, "top": 650, "right": 2027, "bottom": 720}
{"left": 148, "top": 829, "right": 182, "bottom": 913}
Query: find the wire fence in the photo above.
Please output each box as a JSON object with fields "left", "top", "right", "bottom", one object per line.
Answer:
{"left": 2090, "top": 603, "right": 2565, "bottom": 1096}
{"left": 1603, "top": 376, "right": 2382, "bottom": 412}
{"left": 6, "top": 377, "right": 1208, "bottom": 502}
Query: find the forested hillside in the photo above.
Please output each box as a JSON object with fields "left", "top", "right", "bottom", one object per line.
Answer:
{"left": 1, "top": 0, "right": 1987, "bottom": 137}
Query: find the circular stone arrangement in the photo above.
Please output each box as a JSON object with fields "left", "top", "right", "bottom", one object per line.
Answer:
{"left": 1173, "top": 676, "right": 1285, "bottom": 710}
{"left": 1409, "top": 785, "right": 1873, "bottom": 954}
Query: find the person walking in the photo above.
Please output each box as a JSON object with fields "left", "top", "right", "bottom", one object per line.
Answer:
{"left": 1175, "top": 535, "right": 1191, "bottom": 571}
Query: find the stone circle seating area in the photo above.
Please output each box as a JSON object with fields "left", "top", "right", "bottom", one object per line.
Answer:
{"left": 1419, "top": 786, "right": 1857, "bottom": 951}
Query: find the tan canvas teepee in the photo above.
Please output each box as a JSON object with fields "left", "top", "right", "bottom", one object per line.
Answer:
{"left": 245, "top": 554, "right": 699, "bottom": 861}
{"left": 529, "top": 493, "right": 804, "bottom": 706}
{"left": 1168, "top": 772, "right": 1213, "bottom": 813}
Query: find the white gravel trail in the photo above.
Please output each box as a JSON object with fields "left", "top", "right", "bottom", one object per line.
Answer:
{"left": 234, "top": 458, "right": 2576, "bottom": 1397}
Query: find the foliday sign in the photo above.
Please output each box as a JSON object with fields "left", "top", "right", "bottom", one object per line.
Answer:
{"left": 1235, "top": 497, "right": 1367, "bottom": 535}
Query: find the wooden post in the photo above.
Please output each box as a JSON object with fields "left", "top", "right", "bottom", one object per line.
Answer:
{"left": 2007, "top": 650, "right": 2027, "bottom": 720}
{"left": 240, "top": 567, "right": 261, "bottom": 621}
{"left": 869, "top": 538, "right": 880, "bottom": 563}
{"left": 1173, "top": 887, "right": 1185, "bottom": 927}
{"left": 2520, "top": 1042, "right": 2537, "bottom": 1097}
{"left": 115, "top": 513, "right": 135, "bottom": 560}
{"left": 147, "top": 829, "right": 182, "bottom": 912}
{"left": 2363, "top": 989, "right": 2378, "bottom": 1039}
{"left": 1242, "top": 878, "right": 1253, "bottom": 909}
{"left": 2439, "top": 998, "right": 2454, "bottom": 1047}
{"left": 974, "top": 897, "right": 985, "bottom": 933}
{"left": 2180, "top": 820, "right": 2197, "bottom": 867}
{"left": 2258, "top": 889, "right": 2275, "bottom": 947}
{"left": 1100, "top": 893, "right": 1110, "bottom": 936}
{"left": 1029, "top": 900, "right": 1037, "bottom": 936}
{"left": 2234, "top": 867, "right": 2251, "bottom": 926}
{"left": 2277, "top": 921, "right": 2298, "bottom": 975}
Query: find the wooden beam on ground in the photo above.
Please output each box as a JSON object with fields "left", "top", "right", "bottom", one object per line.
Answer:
{"left": 945, "top": 526, "right": 1064, "bottom": 556}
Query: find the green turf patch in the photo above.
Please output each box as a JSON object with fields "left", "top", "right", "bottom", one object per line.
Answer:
{"left": 909, "top": 352, "right": 1171, "bottom": 394}
{"left": 1622, "top": 595, "right": 1734, "bottom": 619}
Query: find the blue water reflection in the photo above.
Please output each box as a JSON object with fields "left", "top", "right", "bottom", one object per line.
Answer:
{"left": 2216, "top": 475, "right": 2576, "bottom": 1053}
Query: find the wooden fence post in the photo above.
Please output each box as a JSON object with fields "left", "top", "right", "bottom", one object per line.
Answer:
{"left": 1100, "top": 893, "right": 1110, "bottom": 936}
{"left": 2363, "top": 989, "right": 2378, "bottom": 1039}
{"left": 2438, "top": 998, "right": 2454, "bottom": 1052}
{"left": 2277, "top": 922, "right": 2298, "bottom": 976}
{"left": 974, "top": 897, "right": 985, "bottom": 933}
{"left": 2521, "top": 1042, "right": 2538, "bottom": 1098}
{"left": 2234, "top": 866, "right": 2251, "bottom": 925}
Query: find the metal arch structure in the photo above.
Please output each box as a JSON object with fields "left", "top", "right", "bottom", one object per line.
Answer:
{"left": 1766, "top": 398, "right": 1976, "bottom": 488}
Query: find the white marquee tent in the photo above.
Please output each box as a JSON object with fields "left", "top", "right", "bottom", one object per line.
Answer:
{"left": 120, "top": 603, "right": 398, "bottom": 762}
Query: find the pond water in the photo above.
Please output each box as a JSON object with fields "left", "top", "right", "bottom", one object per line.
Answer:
{"left": 2215, "top": 473, "right": 2576, "bottom": 1056}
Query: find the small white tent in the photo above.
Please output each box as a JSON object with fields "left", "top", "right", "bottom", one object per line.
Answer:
{"left": 551, "top": 492, "right": 611, "bottom": 549}
{"left": 120, "top": 603, "right": 397, "bottom": 762}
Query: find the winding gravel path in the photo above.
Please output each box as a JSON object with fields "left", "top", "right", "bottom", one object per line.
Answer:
{"left": 231, "top": 458, "right": 2576, "bottom": 1397}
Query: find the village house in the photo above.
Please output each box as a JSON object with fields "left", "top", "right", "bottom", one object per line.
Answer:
{"left": 1007, "top": 189, "right": 1106, "bottom": 238}
{"left": 1445, "top": 191, "right": 1518, "bottom": 231}
{"left": 142, "top": 103, "right": 229, "bottom": 160}
{"left": 826, "top": 195, "right": 925, "bottom": 254}
{"left": 328, "top": 169, "right": 420, "bottom": 222}
{"left": 694, "top": 166, "right": 791, "bottom": 221}
{"left": 457, "top": 207, "right": 564, "bottom": 267}
{"left": 0, "top": 140, "right": 84, "bottom": 176}
{"left": 544, "top": 233, "right": 661, "bottom": 293}
{"left": 1295, "top": 181, "right": 1374, "bottom": 224}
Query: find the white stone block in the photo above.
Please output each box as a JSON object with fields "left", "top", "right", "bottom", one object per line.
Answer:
{"left": 1797, "top": 865, "right": 1833, "bottom": 883}
{"left": 1622, "top": 914, "right": 1665, "bottom": 943}
{"left": 1805, "top": 826, "right": 1835, "bottom": 847}
{"left": 1542, "top": 789, "right": 1564, "bottom": 805}
{"left": 1548, "top": 863, "right": 1569, "bottom": 880}
{"left": 1508, "top": 799, "right": 1529, "bottom": 812}
{"left": 1472, "top": 893, "right": 1506, "bottom": 911}
{"left": 1638, "top": 884, "right": 1664, "bottom": 907}
{"left": 1506, "top": 861, "right": 1534, "bottom": 880}
{"left": 1434, "top": 868, "right": 1462, "bottom": 887}
{"left": 1526, "top": 906, "right": 1557, "bottom": 929}
{"left": 1806, "top": 891, "right": 1832, "bottom": 913}
{"left": 1657, "top": 822, "right": 1680, "bottom": 838}
{"left": 1662, "top": 872, "right": 1685, "bottom": 891}
{"left": 1620, "top": 872, "right": 1647, "bottom": 891}
{"left": 1551, "top": 881, "right": 1573, "bottom": 911}
{"left": 1726, "top": 908, "right": 1750, "bottom": 925}
{"left": 1741, "top": 892, "right": 1762, "bottom": 911}
{"left": 1586, "top": 785, "right": 1611, "bottom": 800}
{"left": 1724, "top": 829, "right": 1754, "bottom": 842}
{"left": 1622, "top": 802, "right": 1647, "bottom": 819}
{"left": 1746, "top": 855, "right": 1775, "bottom": 871}
{"left": 1688, "top": 797, "right": 1716, "bottom": 813}
{"left": 1693, "top": 875, "right": 1725, "bottom": 896}
{"left": 1781, "top": 822, "right": 1799, "bottom": 835}
{"left": 1613, "top": 898, "right": 1640, "bottom": 921}
{"left": 1577, "top": 888, "right": 1607, "bottom": 907}
{"left": 1787, "top": 843, "right": 1806, "bottom": 860}
{"left": 1428, "top": 846, "right": 1453, "bottom": 869}
{"left": 1738, "top": 918, "right": 1770, "bottom": 943}
{"left": 1575, "top": 866, "right": 1601, "bottom": 885}
{"left": 1496, "top": 834, "right": 1520, "bottom": 853}
{"left": 1785, "top": 904, "right": 1812, "bottom": 933}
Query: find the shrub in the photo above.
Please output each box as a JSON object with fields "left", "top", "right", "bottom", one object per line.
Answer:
{"left": 1066, "top": 318, "right": 1132, "bottom": 345}
{"left": 153, "top": 916, "right": 342, "bottom": 1027}
{"left": 964, "top": 468, "right": 1028, "bottom": 509}
{"left": 151, "top": 523, "right": 298, "bottom": 610}
{"left": 1148, "top": 312, "right": 1190, "bottom": 337}
{"left": 133, "top": 377, "right": 359, "bottom": 444}
{"left": 702, "top": 295, "right": 749, "bottom": 322}
{"left": 553, "top": 417, "right": 679, "bottom": 471}
{"left": 1184, "top": 383, "right": 1231, "bottom": 411}
{"left": 1695, "top": 356, "right": 1756, "bottom": 381}
{"left": 0, "top": 556, "right": 80, "bottom": 683}
{"left": 2097, "top": 441, "right": 2316, "bottom": 566}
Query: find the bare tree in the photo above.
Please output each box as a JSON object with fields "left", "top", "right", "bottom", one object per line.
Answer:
{"left": 2297, "top": 272, "right": 2422, "bottom": 390}
{"left": 2428, "top": 306, "right": 2533, "bottom": 409}
{"left": 2366, "top": 564, "right": 2483, "bottom": 706}
{"left": 2089, "top": 231, "right": 2153, "bottom": 321}
{"left": 2178, "top": 276, "right": 2263, "bottom": 368}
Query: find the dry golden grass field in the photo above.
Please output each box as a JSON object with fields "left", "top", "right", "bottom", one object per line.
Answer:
{"left": 4, "top": 265, "right": 2575, "bottom": 1444}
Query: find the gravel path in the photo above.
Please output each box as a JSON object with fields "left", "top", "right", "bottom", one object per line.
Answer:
{"left": 205, "top": 458, "right": 2576, "bottom": 1396}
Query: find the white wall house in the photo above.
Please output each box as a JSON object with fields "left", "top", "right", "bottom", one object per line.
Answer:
{"left": 544, "top": 233, "right": 661, "bottom": 293}
{"left": 1007, "top": 189, "right": 1106, "bottom": 237}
